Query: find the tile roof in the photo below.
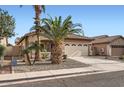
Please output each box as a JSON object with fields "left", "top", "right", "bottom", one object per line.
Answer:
{"left": 66, "top": 34, "right": 92, "bottom": 40}
{"left": 16, "top": 31, "right": 92, "bottom": 45}
{"left": 92, "top": 35, "right": 109, "bottom": 39}
{"left": 91, "top": 35, "right": 123, "bottom": 44}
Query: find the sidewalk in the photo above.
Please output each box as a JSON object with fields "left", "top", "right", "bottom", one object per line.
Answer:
{"left": 0, "top": 66, "right": 101, "bottom": 82}
{"left": 1, "top": 57, "right": 124, "bottom": 86}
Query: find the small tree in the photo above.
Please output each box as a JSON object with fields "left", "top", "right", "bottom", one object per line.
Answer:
{"left": 0, "top": 8, "right": 16, "bottom": 45}
{"left": 23, "top": 42, "right": 41, "bottom": 65}
{"left": 0, "top": 44, "right": 5, "bottom": 66}
{"left": 0, "top": 44, "right": 5, "bottom": 58}
{"left": 23, "top": 47, "right": 31, "bottom": 65}
{"left": 28, "top": 41, "right": 41, "bottom": 64}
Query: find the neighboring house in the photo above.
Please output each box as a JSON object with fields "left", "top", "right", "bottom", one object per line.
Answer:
{"left": 91, "top": 35, "right": 109, "bottom": 39}
{"left": 0, "top": 37, "right": 7, "bottom": 46}
{"left": 16, "top": 31, "right": 93, "bottom": 57}
{"left": 89, "top": 35, "right": 124, "bottom": 57}
{"left": 4, "top": 44, "right": 22, "bottom": 60}
{"left": 0, "top": 37, "right": 21, "bottom": 60}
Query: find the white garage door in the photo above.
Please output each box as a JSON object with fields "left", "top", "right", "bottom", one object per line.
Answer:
{"left": 65, "top": 44, "right": 88, "bottom": 57}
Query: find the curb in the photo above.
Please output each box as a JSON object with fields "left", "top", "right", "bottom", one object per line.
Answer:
{"left": 0, "top": 70, "right": 100, "bottom": 83}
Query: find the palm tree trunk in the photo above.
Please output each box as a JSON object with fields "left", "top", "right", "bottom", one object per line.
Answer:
{"left": 35, "top": 31, "right": 40, "bottom": 60}
{"left": 34, "top": 7, "right": 40, "bottom": 61}
{"left": 25, "top": 53, "right": 31, "bottom": 65}
{"left": 33, "top": 50, "right": 38, "bottom": 64}
{"left": 6, "top": 37, "right": 8, "bottom": 46}
{"left": 51, "top": 42, "right": 63, "bottom": 64}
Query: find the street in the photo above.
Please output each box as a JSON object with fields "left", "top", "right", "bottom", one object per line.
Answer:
{"left": 2, "top": 70, "right": 124, "bottom": 87}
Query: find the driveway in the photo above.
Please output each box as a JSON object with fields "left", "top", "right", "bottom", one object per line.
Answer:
{"left": 69, "top": 56, "right": 124, "bottom": 71}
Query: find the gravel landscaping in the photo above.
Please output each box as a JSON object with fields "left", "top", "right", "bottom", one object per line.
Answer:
{"left": 13, "top": 58, "right": 90, "bottom": 73}
{"left": 0, "top": 61, "right": 12, "bottom": 74}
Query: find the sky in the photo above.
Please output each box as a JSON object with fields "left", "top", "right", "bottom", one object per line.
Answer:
{"left": 0, "top": 5, "right": 124, "bottom": 44}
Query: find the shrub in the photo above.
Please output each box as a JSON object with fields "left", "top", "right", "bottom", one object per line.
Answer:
{"left": 119, "top": 55, "right": 124, "bottom": 60}
{"left": 0, "top": 44, "right": 5, "bottom": 58}
{"left": 41, "top": 53, "right": 48, "bottom": 59}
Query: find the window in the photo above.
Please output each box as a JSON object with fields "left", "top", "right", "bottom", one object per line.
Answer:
{"left": 78, "top": 44, "right": 82, "bottom": 46}
{"left": 65, "top": 44, "right": 70, "bottom": 46}
{"left": 84, "top": 44, "right": 88, "bottom": 46}
{"left": 40, "top": 44, "right": 45, "bottom": 49}
{"left": 112, "top": 45, "right": 124, "bottom": 48}
{"left": 72, "top": 44, "right": 76, "bottom": 46}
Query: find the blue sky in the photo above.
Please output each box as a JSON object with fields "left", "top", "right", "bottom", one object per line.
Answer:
{"left": 0, "top": 5, "right": 124, "bottom": 44}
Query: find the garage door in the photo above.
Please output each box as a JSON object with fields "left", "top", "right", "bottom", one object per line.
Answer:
{"left": 65, "top": 44, "right": 88, "bottom": 57}
{"left": 111, "top": 45, "right": 124, "bottom": 56}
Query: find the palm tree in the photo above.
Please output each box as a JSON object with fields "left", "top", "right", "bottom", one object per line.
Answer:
{"left": 33, "top": 5, "right": 45, "bottom": 60}
{"left": 21, "top": 5, "right": 45, "bottom": 60}
{"left": 31, "top": 15, "right": 82, "bottom": 64}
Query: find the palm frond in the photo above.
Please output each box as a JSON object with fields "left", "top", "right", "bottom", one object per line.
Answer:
{"left": 31, "top": 15, "right": 83, "bottom": 43}
{"left": 41, "top": 5, "right": 45, "bottom": 13}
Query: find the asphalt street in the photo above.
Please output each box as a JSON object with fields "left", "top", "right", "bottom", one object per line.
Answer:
{"left": 2, "top": 70, "right": 124, "bottom": 87}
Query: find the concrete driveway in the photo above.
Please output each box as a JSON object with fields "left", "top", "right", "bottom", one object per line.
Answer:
{"left": 69, "top": 56, "right": 124, "bottom": 72}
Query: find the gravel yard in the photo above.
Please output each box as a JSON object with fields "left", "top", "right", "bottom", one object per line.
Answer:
{"left": 0, "top": 61, "right": 12, "bottom": 74}
{"left": 13, "top": 58, "right": 90, "bottom": 73}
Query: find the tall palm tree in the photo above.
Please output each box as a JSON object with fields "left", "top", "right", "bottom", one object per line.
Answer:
{"left": 31, "top": 15, "right": 82, "bottom": 64}
{"left": 33, "top": 5, "right": 45, "bottom": 60}
{"left": 21, "top": 5, "right": 45, "bottom": 60}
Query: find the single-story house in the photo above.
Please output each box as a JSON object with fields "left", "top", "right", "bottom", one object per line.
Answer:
{"left": 16, "top": 31, "right": 93, "bottom": 58}
{"left": 89, "top": 35, "right": 124, "bottom": 57}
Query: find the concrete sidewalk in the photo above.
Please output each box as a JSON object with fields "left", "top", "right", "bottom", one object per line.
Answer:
{"left": 0, "top": 66, "right": 101, "bottom": 82}
{"left": 1, "top": 57, "right": 124, "bottom": 85}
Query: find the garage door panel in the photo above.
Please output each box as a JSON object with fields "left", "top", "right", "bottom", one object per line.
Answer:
{"left": 111, "top": 48, "right": 124, "bottom": 56}
{"left": 65, "top": 46, "right": 88, "bottom": 57}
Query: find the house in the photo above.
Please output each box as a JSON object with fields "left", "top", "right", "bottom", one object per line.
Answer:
{"left": 89, "top": 35, "right": 124, "bottom": 57}
{"left": 16, "top": 31, "right": 93, "bottom": 58}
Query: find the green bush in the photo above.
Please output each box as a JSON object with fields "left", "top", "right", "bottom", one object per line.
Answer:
{"left": 41, "top": 53, "right": 48, "bottom": 59}
{"left": 119, "top": 55, "right": 124, "bottom": 60}
{"left": 0, "top": 44, "right": 5, "bottom": 57}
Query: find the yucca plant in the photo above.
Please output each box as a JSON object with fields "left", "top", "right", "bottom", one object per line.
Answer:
{"left": 31, "top": 15, "right": 82, "bottom": 64}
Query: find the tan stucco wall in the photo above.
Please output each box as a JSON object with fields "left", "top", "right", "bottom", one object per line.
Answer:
{"left": 65, "top": 39, "right": 91, "bottom": 44}
{"left": 92, "top": 43, "right": 108, "bottom": 56}
{"left": 110, "top": 38, "right": 124, "bottom": 45}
